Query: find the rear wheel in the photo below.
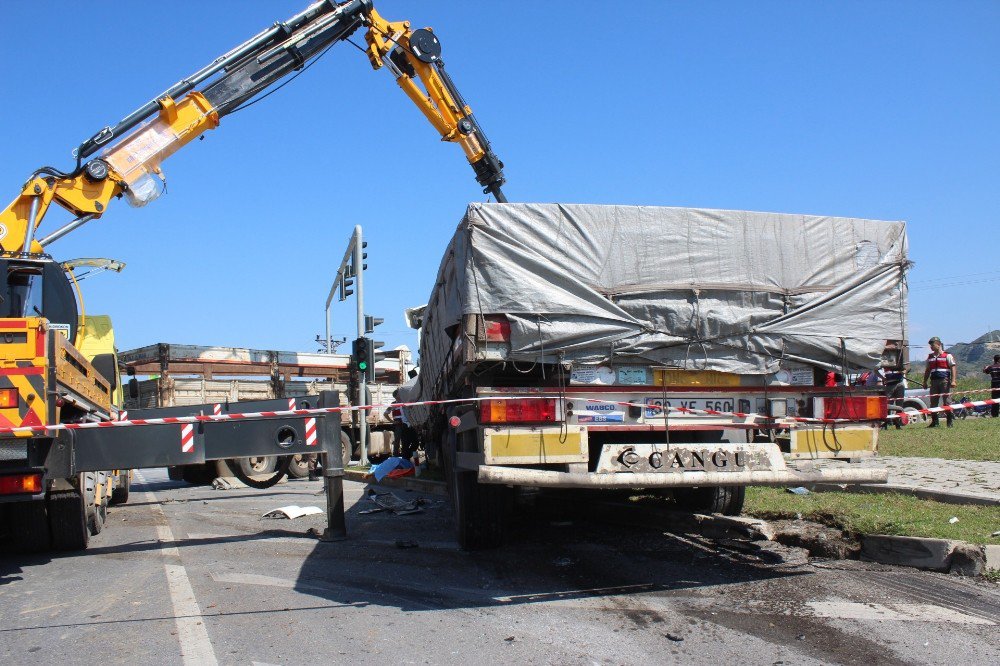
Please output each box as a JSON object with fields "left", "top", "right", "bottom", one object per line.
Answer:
{"left": 237, "top": 456, "right": 277, "bottom": 478}
{"left": 110, "top": 471, "right": 130, "bottom": 505}
{"left": 287, "top": 454, "right": 313, "bottom": 479}
{"left": 340, "top": 430, "right": 353, "bottom": 468}
{"left": 673, "top": 486, "right": 746, "bottom": 516}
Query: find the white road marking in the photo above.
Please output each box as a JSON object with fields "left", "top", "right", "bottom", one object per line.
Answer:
{"left": 807, "top": 601, "right": 995, "bottom": 625}
{"left": 212, "top": 572, "right": 297, "bottom": 589}
{"left": 136, "top": 470, "right": 219, "bottom": 666}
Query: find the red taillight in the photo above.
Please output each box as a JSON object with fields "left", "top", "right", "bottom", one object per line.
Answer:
{"left": 0, "top": 388, "right": 18, "bottom": 409}
{"left": 0, "top": 474, "right": 42, "bottom": 495}
{"left": 484, "top": 316, "right": 511, "bottom": 342}
{"left": 480, "top": 398, "right": 557, "bottom": 424}
{"left": 823, "top": 396, "right": 887, "bottom": 420}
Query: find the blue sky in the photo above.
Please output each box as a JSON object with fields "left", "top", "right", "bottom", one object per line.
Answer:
{"left": 1, "top": 1, "right": 997, "bottom": 359}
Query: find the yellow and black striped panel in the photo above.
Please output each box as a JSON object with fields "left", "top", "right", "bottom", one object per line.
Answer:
{"left": 0, "top": 319, "right": 47, "bottom": 438}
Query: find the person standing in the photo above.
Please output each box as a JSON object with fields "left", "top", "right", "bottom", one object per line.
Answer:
{"left": 984, "top": 354, "right": 1000, "bottom": 418}
{"left": 923, "top": 336, "right": 956, "bottom": 427}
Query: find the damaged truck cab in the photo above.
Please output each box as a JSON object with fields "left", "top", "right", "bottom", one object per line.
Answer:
{"left": 405, "top": 203, "right": 907, "bottom": 550}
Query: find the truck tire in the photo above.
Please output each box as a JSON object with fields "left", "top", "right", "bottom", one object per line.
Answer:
{"left": 6, "top": 502, "right": 51, "bottom": 553}
{"left": 167, "top": 466, "right": 184, "bottom": 481}
{"left": 287, "top": 454, "right": 313, "bottom": 479}
{"left": 236, "top": 456, "right": 277, "bottom": 477}
{"left": 49, "top": 491, "right": 89, "bottom": 551}
{"left": 110, "top": 472, "right": 130, "bottom": 505}
{"left": 341, "top": 430, "right": 353, "bottom": 468}
{"left": 673, "top": 486, "right": 746, "bottom": 516}
{"left": 445, "top": 429, "right": 510, "bottom": 550}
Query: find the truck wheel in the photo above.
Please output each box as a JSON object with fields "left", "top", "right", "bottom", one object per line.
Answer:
{"left": 445, "top": 430, "right": 510, "bottom": 550}
{"left": 49, "top": 492, "right": 89, "bottom": 551}
{"left": 6, "top": 502, "right": 51, "bottom": 553}
{"left": 237, "top": 456, "right": 277, "bottom": 477}
{"left": 673, "top": 486, "right": 746, "bottom": 516}
{"left": 341, "top": 430, "right": 353, "bottom": 468}
{"left": 110, "top": 471, "right": 130, "bottom": 505}
{"left": 167, "top": 466, "right": 185, "bottom": 481}
{"left": 287, "top": 454, "right": 313, "bottom": 479}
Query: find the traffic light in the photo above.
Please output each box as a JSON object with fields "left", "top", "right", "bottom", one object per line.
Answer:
{"left": 361, "top": 241, "right": 368, "bottom": 271}
{"left": 364, "top": 314, "right": 384, "bottom": 334}
{"left": 363, "top": 337, "right": 386, "bottom": 382}
{"left": 339, "top": 273, "right": 354, "bottom": 301}
{"left": 351, "top": 337, "right": 369, "bottom": 376}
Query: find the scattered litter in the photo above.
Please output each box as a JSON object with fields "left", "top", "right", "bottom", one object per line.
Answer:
{"left": 664, "top": 633, "right": 684, "bottom": 642}
{"left": 366, "top": 487, "right": 425, "bottom": 515}
{"left": 992, "top": 531, "right": 1000, "bottom": 537}
{"left": 948, "top": 517, "right": 959, "bottom": 524}
{"left": 261, "top": 505, "right": 323, "bottom": 519}
{"left": 503, "top": 636, "right": 519, "bottom": 643}
{"left": 552, "top": 557, "right": 575, "bottom": 567}
{"left": 395, "top": 540, "right": 419, "bottom": 549}
{"left": 786, "top": 487, "right": 810, "bottom": 495}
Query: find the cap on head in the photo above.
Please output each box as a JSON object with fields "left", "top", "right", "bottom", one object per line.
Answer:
{"left": 928, "top": 336, "right": 941, "bottom": 345}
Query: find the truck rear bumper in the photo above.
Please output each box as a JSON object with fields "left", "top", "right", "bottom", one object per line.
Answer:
{"left": 476, "top": 465, "right": 888, "bottom": 489}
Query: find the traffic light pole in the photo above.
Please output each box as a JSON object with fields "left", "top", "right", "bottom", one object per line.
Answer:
{"left": 352, "top": 225, "right": 370, "bottom": 466}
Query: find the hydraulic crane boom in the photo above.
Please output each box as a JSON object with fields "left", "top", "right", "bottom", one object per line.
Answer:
{"left": 0, "top": 0, "right": 507, "bottom": 255}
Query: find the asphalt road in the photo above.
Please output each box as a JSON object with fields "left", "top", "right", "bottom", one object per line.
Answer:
{"left": 1, "top": 470, "right": 997, "bottom": 665}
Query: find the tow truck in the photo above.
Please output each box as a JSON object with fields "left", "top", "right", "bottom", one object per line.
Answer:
{"left": 0, "top": 0, "right": 507, "bottom": 551}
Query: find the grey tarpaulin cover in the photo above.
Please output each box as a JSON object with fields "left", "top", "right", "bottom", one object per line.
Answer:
{"left": 404, "top": 203, "right": 908, "bottom": 420}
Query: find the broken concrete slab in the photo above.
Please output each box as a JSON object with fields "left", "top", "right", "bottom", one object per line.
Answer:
{"left": 860, "top": 534, "right": 956, "bottom": 571}
{"left": 948, "top": 542, "right": 986, "bottom": 577}
{"left": 691, "top": 514, "right": 777, "bottom": 541}
{"left": 770, "top": 519, "right": 860, "bottom": 560}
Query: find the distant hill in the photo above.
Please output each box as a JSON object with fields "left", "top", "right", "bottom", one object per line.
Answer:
{"left": 947, "top": 330, "right": 1000, "bottom": 380}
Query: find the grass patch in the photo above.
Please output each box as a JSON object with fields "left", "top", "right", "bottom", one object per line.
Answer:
{"left": 879, "top": 416, "right": 1000, "bottom": 461}
{"left": 745, "top": 486, "right": 1000, "bottom": 544}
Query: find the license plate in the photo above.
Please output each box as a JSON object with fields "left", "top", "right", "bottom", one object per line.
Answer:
{"left": 644, "top": 397, "right": 734, "bottom": 418}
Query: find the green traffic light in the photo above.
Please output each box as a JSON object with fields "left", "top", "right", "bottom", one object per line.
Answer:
{"left": 358, "top": 361, "right": 368, "bottom": 370}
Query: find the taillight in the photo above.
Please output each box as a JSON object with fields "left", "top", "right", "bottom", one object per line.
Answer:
{"left": 480, "top": 398, "right": 557, "bottom": 424}
{"left": 484, "top": 316, "right": 511, "bottom": 342}
{"left": 823, "top": 396, "right": 887, "bottom": 420}
{"left": 0, "top": 388, "right": 18, "bottom": 408}
{"left": 0, "top": 474, "right": 42, "bottom": 495}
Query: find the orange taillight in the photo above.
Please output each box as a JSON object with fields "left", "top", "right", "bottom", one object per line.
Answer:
{"left": 0, "top": 388, "right": 18, "bottom": 408}
{"left": 0, "top": 474, "right": 42, "bottom": 495}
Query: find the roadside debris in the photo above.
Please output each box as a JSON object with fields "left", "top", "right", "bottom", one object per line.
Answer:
{"left": 786, "top": 487, "right": 810, "bottom": 495}
{"left": 362, "top": 487, "right": 425, "bottom": 515}
{"left": 948, "top": 516, "right": 959, "bottom": 524}
{"left": 261, "top": 505, "right": 323, "bottom": 519}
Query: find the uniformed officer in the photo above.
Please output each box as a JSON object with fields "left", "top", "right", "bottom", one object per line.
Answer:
{"left": 923, "top": 336, "right": 956, "bottom": 427}
{"left": 983, "top": 354, "right": 1000, "bottom": 418}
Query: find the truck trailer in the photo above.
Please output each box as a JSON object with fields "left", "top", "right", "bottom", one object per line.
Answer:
{"left": 120, "top": 342, "right": 412, "bottom": 480}
{"left": 403, "top": 203, "right": 907, "bottom": 549}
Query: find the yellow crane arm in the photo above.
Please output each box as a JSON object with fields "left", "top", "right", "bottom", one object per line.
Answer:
{"left": 0, "top": 0, "right": 506, "bottom": 256}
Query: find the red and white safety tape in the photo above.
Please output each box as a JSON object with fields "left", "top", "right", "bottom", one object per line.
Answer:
{"left": 1, "top": 394, "right": 996, "bottom": 441}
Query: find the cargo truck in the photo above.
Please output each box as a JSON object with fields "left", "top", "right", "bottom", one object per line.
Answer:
{"left": 403, "top": 203, "right": 906, "bottom": 549}
{"left": 120, "top": 342, "right": 411, "bottom": 481}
